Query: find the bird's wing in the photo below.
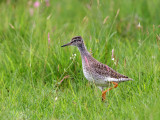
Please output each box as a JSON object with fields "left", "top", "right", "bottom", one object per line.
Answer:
{"left": 91, "top": 61, "right": 132, "bottom": 82}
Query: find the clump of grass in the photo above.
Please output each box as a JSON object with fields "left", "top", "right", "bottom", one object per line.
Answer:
{"left": 0, "top": 0, "right": 160, "bottom": 119}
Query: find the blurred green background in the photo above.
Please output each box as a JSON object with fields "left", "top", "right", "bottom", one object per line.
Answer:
{"left": 0, "top": 0, "right": 160, "bottom": 119}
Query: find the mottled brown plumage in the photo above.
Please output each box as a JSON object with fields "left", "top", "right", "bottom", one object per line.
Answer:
{"left": 91, "top": 60, "right": 128, "bottom": 79}
{"left": 61, "top": 36, "right": 132, "bottom": 101}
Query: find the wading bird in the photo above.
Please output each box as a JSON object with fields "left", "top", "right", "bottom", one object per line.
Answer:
{"left": 61, "top": 36, "right": 132, "bottom": 101}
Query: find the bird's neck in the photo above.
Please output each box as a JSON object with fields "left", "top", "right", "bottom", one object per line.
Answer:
{"left": 77, "top": 44, "right": 91, "bottom": 59}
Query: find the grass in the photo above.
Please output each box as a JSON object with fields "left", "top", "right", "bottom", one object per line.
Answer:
{"left": 0, "top": 0, "right": 160, "bottom": 119}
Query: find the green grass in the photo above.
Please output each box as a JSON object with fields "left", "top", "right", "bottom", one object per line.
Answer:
{"left": 0, "top": 0, "right": 160, "bottom": 119}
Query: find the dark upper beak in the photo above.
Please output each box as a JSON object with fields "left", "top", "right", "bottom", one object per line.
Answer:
{"left": 61, "top": 42, "right": 72, "bottom": 47}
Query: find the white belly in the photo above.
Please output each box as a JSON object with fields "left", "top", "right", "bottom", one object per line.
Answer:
{"left": 83, "top": 68, "right": 94, "bottom": 82}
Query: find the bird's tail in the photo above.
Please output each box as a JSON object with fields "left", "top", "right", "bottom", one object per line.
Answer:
{"left": 117, "top": 78, "right": 133, "bottom": 82}
{"left": 107, "top": 78, "right": 133, "bottom": 82}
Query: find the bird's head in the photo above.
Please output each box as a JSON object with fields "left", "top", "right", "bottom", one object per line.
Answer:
{"left": 61, "top": 36, "right": 84, "bottom": 47}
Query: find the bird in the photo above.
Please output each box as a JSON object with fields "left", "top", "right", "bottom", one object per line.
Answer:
{"left": 61, "top": 36, "right": 132, "bottom": 101}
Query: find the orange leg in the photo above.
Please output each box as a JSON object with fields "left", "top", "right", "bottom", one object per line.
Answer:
{"left": 102, "top": 82, "right": 118, "bottom": 101}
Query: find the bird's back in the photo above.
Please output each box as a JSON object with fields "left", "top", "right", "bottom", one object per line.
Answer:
{"left": 82, "top": 55, "right": 132, "bottom": 86}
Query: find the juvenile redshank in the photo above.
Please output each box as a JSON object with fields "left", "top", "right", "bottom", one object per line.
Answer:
{"left": 61, "top": 36, "right": 132, "bottom": 101}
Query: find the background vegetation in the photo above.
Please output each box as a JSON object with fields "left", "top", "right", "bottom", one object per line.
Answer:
{"left": 0, "top": 0, "right": 160, "bottom": 119}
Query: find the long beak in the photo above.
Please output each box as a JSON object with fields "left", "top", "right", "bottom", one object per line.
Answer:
{"left": 61, "top": 42, "right": 72, "bottom": 47}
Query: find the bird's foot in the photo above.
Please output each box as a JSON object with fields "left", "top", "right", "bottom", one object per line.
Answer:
{"left": 101, "top": 82, "right": 118, "bottom": 101}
